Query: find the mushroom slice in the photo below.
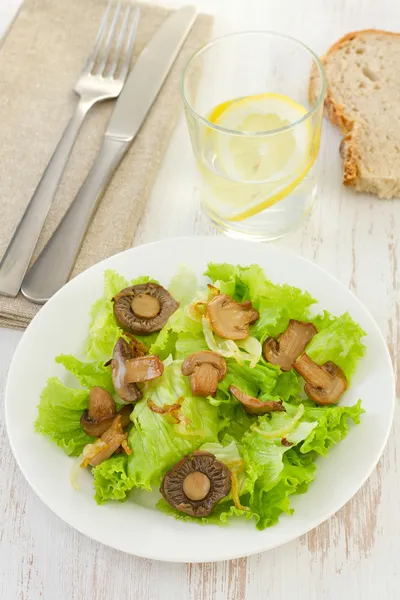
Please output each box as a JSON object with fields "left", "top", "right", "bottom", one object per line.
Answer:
{"left": 206, "top": 294, "right": 259, "bottom": 340}
{"left": 263, "top": 320, "right": 317, "bottom": 371}
{"left": 113, "top": 283, "right": 179, "bottom": 335}
{"left": 229, "top": 385, "right": 285, "bottom": 415}
{"left": 294, "top": 353, "right": 348, "bottom": 405}
{"left": 80, "top": 386, "right": 117, "bottom": 436}
{"left": 160, "top": 451, "right": 231, "bottom": 517}
{"left": 112, "top": 338, "right": 142, "bottom": 404}
{"left": 181, "top": 351, "right": 227, "bottom": 397}
{"left": 83, "top": 416, "right": 128, "bottom": 467}
{"left": 124, "top": 355, "right": 164, "bottom": 383}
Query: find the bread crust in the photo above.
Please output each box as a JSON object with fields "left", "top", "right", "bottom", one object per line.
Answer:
{"left": 310, "top": 29, "right": 400, "bottom": 194}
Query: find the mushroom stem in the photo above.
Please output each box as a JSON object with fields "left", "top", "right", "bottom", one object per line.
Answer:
{"left": 124, "top": 355, "right": 164, "bottom": 383}
{"left": 190, "top": 363, "right": 219, "bottom": 397}
{"left": 181, "top": 351, "right": 227, "bottom": 397}
{"left": 294, "top": 354, "right": 333, "bottom": 387}
{"left": 294, "top": 353, "right": 348, "bottom": 405}
{"left": 131, "top": 293, "right": 161, "bottom": 319}
{"left": 81, "top": 415, "right": 128, "bottom": 467}
{"left": 112, "top": 338, "right": 143, "bottom": 404}
{"left": 183, "top": 472, "right": 211, "bottom": 501}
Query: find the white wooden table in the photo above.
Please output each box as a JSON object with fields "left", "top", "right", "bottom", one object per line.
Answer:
{"left": 1, "top": 0, "right": 399, "bottom": 598}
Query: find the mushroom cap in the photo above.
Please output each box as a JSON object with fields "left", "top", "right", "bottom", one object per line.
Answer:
{"left": 80, "top": 387, "right": 117, "bottom": 436}
{"left": 294, "top": 353, "right": 348, "bottom": 405}
{"left": 229, "top": 385, "right": 285, "bottom": 415}
{"left": 263, "top": 320, "right": 318, "bottom": 371}
{"left": 113, "top": 283, "right": 179, "bottom": 335}
{"left": 112, "top": 338, "right": 142, "bottom": 404}
{"left": 206, "top": 294, "right": 259, "bottom": 340}
{"left": 181, "top": 351, "right": 227, "bottom": 397}
{"left": 160, "top": 451, "right": 231, "bottom": 517}
{"left": 181, "top": 351, "right": 227, "bottom": 378}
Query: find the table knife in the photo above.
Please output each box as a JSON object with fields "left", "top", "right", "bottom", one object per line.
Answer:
{"left": 21, "top": 5, "right": 197, "bottom": 304}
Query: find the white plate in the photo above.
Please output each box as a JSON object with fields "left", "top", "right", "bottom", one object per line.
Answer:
{"left": 5, "top": 237, "right": 395, "bottom": 563}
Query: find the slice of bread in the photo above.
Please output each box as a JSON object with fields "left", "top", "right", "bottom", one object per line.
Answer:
{"left": 310, "top": 30, "right": 400, "bottom": 199}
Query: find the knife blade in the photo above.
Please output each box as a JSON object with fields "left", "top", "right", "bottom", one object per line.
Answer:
{"left": 21, "top": 5, "right": 197, "bottom": 304}
{"left": 106, "top": 5, "right": 197, "bottom": 142}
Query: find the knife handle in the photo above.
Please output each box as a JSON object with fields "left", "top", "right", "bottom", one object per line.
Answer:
{"left": 0, "top": 98, "right": 96, "bottom": 297}
{"left": 21, "top": 136, "right": 129, "bottom": 304}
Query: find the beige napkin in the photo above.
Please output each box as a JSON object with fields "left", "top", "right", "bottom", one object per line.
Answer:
{"left": 0, "top": 0, "right": 213, "bottom": 329}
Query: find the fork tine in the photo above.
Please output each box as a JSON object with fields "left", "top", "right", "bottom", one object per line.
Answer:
{"left": 106, "top": 4, "right": 131, "bottom": 78}
{"left": 118, "top": 6, "right": 140, "bottom": 81}
{"left": 95, "top": 0, "right": 123, "bottom": 76}
{"left": 83, "top": 0, "right": 115, "bottom": 75}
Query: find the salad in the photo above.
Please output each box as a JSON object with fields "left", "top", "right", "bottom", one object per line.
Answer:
{"left": 35, "top": 263, "right": 365, "bottom": 530}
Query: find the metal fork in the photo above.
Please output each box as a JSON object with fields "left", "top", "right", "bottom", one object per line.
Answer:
{"left": 0, "top": 0, "right": 140, "bottom": 297}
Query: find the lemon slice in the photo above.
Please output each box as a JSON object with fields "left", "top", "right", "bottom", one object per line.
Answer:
{"left": 204, "top": 93, "right": 318, "bottom": 221}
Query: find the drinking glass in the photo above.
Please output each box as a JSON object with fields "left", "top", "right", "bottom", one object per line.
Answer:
{"left": 181, "top": 32, "right": 326, "bottom": 240}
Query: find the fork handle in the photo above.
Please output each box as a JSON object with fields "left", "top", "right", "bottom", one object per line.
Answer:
{"left": 21, "top": 136, "right": 129, "bottom": 304}
{"left": 0, "top": 97, "right": 95, "bottom": 297}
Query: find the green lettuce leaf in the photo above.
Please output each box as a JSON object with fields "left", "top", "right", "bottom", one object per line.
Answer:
{"left": 242, "top": 404, "right": 318, "bottom": 491}
{"left": 168, "top": 264, "right": 198, "bottom": 306}
{"left": 213, "top": 359, "right": 281, "bottom": 404}
{"left": 307, "top": 313, "right": 366, "bottom": 380}
{"left": 35, "top": 378, "right": 94, "bottom": 456}
{"left": 55, "top": 355, "right": 113, "bottom": 393}
{"left": 200, "top": 437, "right": 257, "bottom": 498}
{"left": 300, "top": 399, "right": 364, "bottom": 456}
{"left": 272, "top": 370, "right": 302, "bottom": 402}
{"left": 175, "top": 333, "right": 208, "bottom": 357}
{"left": 200, "top": 438, "right": 242, "bottom": 467}
{"left": 148, "top": 327, "right": 178, "bottom": 361}
{"left": 156, "top": 496, "right": 256, "bottom": 526}
{"left": 92, "top": 455, "right": 133, "bottom": 504}
{"left": 211, "top": 360, "right": 280, "bottom": 442}
{"left": 127, "top": 361, "right": 220, "bottom": 490}
{"left": 85, "top": 269, "right": 128, "bottom": 361}
{"left": 212, "top": 361, "right": 301, "bottom": 441}
{"left": 250, "top": 448, "right": 317, "bottom": 529}
{"left": 217, "top": 402, "right": 256, "bottom": 443}
{"left": 242, "top": 399, "right": 363, "bottom": 528}
{"left": 205, "top": 263, "right": 316, "bottom": 339}
{"left": 149, "top": 297, "right": 205, "bottom": 360}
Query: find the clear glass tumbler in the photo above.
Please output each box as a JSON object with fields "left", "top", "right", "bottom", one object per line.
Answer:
{"left": 181, "top": 32, "right": 326, "bottom": 240}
